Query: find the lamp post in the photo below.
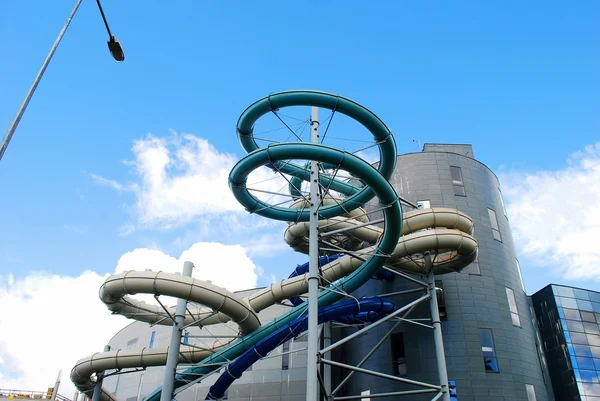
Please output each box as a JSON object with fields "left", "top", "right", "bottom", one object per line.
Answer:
{"left": 0, "top": 0, "right": 125, "bottom": 161}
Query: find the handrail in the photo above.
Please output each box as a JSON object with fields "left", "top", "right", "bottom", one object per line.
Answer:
{"left": 0, "top": 389, "right": 70, "bottom": 401}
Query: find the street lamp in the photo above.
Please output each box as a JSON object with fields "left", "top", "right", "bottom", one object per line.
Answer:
{"left": 0, "top": 0, "right": 125, "bottom": 161}
{"left": 95, "top": 0, "right": 125, "bottom": 62}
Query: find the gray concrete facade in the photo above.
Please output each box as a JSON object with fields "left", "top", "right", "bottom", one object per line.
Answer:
{"left": 339, "top": 144, "right": 554, "bottom": 400}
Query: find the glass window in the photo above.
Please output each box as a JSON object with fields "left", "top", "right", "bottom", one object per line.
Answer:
{"left": 589, "top": 292, "right": 600, "bottom": 303}
{"left": 466, "top": 260, "right": 481, "bottom": 275}
{"left": 450, "top": 166, "right": 466, "bottom": 196}
{"left": 391, "top": 333, "right": 407, "bottom": 376}
{"left": 580, "top": 370, "right": 599, "bottom": 383}
{"left": 498, "top": 187, "right": 508, "bottom": 218}
{"left": 515, "top": 259, "right": 525, "bottom": 292}
{"left": 579, "top": 299, "right": 595, "bottom": 312}
{"left": 488, "top": 208, "right": 502, "bottom": 241}
{"left": 506, "top": 287, "right": 521, "bottom": 327}
{"left": 572, "top": 332, "right": 590, "bottom": 345}
{"left": 556, "top": 286, "right": 575, "bottom": 298}
{"left": 562, "top": 297, "right": 579, "bottom": 309}
{"left": 282, "top": 340, "right": 290, "bottom": 370}
{"left": 575, "top": 289, "right": 591, "bottom": 300}
{"left": 565, "top": 309, "right": 583, "bottom": 321}
{"left": 584, "top": 382, "right": 600, "bottom": 396}
{"left": 594, "top": 358, "right": 600, "bottom": 370}
{"left": 149, "top": 331, "right": 156, "bottom": 349}
{"left": 417, "top": 200, "right": 431, "bottom": 209}
{"left": 435, "top": 280, "right": 447, "bottom": 320}
{"left": 578, "top": 357, "right": 597, "bottom": 370}
{"left": 585, "top": 322, "right": 600, "bottom": 335}
{"left": 480, "top": 328, "right": 499, "bottom": 372}
{"left": 568, "top": 319, "right": 585, "bottom": 333}
{"left": 183, "top": 331, "right": 189, "bottom": 345}
{"left": 588, "top": 334, "right": 600, "bottom": 347}
{"left": 525, "top": 384, "right": 537, "bottom": 401}
{"left": 126, "top": 337, "right": 138, "bottom": 350}
{"left": 574, "top": 344, "right": 593, "bottom": 358}
{"left": 591, "top": 346, "right": 600, "bottom": 358}
{"left": 593, "top": 303, "right": 600, "bottom": 313}
{"left": 582, "top": 312, "right": 597, "bottom": 323}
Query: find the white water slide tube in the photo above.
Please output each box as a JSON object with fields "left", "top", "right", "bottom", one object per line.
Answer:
{"left": 71, "top": 207, "right": 477, "bottom": 400}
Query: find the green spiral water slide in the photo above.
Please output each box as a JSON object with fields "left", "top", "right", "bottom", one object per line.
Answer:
{"left": 142, "top": 90, "right": 403, "bottom": 401}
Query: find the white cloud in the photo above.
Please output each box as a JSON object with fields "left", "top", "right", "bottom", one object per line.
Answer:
{"left": 92, "top": 132, "right": 291, "bottom": 232}
{"left": 90, "top": 173, "right": 137, "bottom": 192}
{"left": 0, "top": 271, "right": 127, "bottom": 399}
{"left": 501, "top": 142, "right": 600, "bottom": 280}
{"left": 0, "top": 242, "right": 259, "bottom": 396}
{"left": 118, "top": 223, "right": 135, "bottom": 237}
{"left": 242, "top": 231, "right": 290, "bottom": 258}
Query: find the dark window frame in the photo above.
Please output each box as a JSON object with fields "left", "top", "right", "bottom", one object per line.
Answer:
{"left": 487, "top": 208, "right": 502, "bottom": 242}
{"left": 391, "top": 332, "right": 407, "bottom": 377}
{"left": 479, "top": 328, "right": 500, "bottom": 373}
{"left": 450, "top": 166, "right": 466, "bottom": 197}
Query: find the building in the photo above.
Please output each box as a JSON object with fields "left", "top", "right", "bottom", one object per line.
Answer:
{"left": 98, "top": 143, "right": 554, "bottom": 401}
{"left": 340, "top": 143, "right": 552, "bottom": 401}
{"left": 532, "top": 284, "right": 600, "bottom": 401}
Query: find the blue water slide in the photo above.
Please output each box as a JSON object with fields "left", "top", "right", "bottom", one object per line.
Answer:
{"left": 288, "top": 255, "right": 393, "bottom": 306}
{"left": 205, "top": 297, "right": 395, "bottom": 400}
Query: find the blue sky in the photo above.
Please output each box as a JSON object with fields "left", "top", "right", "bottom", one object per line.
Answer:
{"left": 1, "top": 1, "right": 599, "bottom": 392}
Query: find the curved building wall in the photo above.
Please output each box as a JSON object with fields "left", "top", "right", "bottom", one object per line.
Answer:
{"left": 341, "top": 144, "right": 553, "bottom": 400}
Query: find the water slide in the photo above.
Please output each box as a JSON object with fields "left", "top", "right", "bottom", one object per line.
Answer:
{"left": 70, "top": 90, "right": 478, "bottom": 401}
{"left": 205, "top": 296, "right": 396, "bottom": 400}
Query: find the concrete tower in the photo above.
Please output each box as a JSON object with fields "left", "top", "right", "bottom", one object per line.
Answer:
{"left": 338, "top": 144, "right": 553, "bottom": 401}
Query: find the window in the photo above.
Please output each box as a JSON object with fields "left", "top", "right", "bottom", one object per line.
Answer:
{"left": 506, "top": 287, "right": 521, "bottom": 327}
{"left": 525, "top": 384, "right": 537, "bottom": 401}
{"left": 417, "top": 200, "right": 431, "bottom": 209}
{"left": 183, "top": 331, "right": 189, "bottom": 345}
{"left": 479, "top": 328, "right": 499, "bottom": 372}
{"left": 126, "top": 337, "right": 138, "bottom": 350}
{"left": 515, "top": 259, "right": 525, "bottom": 292}
{"left": 282, "top": 340, "right": 290, "bottom": 370}
{"left": 435, "top": 280, "right": 447, "bottom": 320}
{"left": 448, "top": 380, "right": 457, "bottom": 400}
{"left": 149, "top": 331, "right": 156, "bottom": 349}
{"left": 498, "top": 187, "right": 508, "bottom": 218}
{"left": 391, "top": 333, "right": 407, "bottom": 376}
{"left": 450, "top": 166, "right": 466, "bottom": 196}
{"left": 488, "top": 208, "right": 502, "bottom": 241}
{"left": 465, "top": 255, "right": 481, "bottom": 275}
{"left": 361, "top": 390, "right": 370, "bottom": 401}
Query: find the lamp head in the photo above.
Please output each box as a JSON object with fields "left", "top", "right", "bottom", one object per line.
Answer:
{"left": 107, "top": 36, "right": 125, "bottom": 62}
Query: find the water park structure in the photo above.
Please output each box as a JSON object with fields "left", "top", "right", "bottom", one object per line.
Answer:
{"left": 70, "top": 90, "right": 487, "bottom": 401}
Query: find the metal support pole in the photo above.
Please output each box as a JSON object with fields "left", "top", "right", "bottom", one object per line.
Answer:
{"left": 161, "top": 261, "right": 194, "bottom": 401}
{"left": 306, "top": 106, "right": 320, "bottom": 401}
{"left": 91, "top": 345, "right": 111, "bottom": 401}
{"left": 50, "top": 370, "right": 62, "bottom": 401}
{"left": 425, "top": 252, "right": 450, "bottom": 401}
{"left": 323, "top": 321, "right": 332, "bottom": 399}
{"left": 0, "top": 0, "right": 83, "bottom": 161}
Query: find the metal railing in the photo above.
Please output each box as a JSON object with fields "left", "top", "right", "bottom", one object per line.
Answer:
{"left": 0, "top": 389, "right": 70, "bottom": 401}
